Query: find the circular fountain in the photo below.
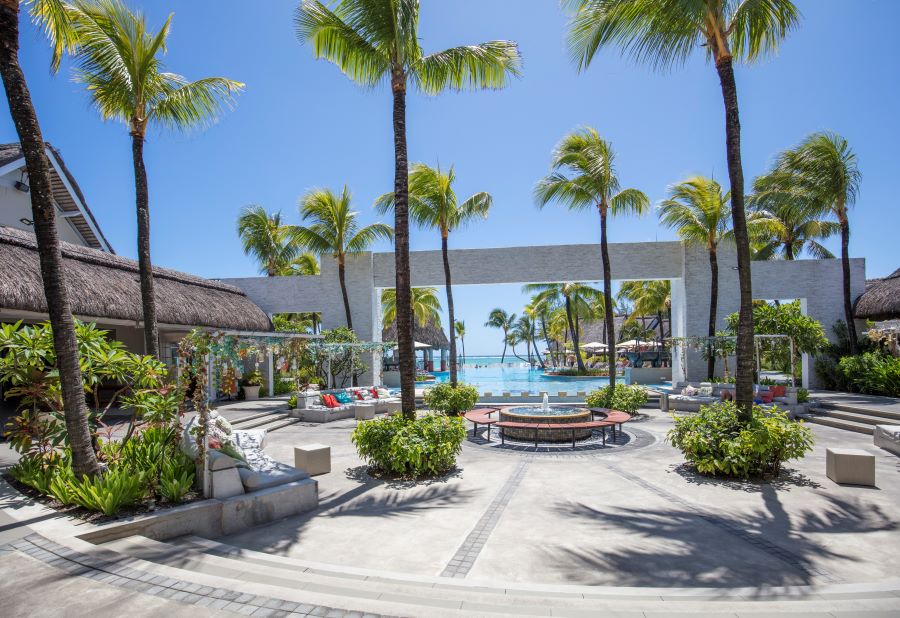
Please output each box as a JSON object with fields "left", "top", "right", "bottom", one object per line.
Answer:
{"left": 499, "top": 394, "right": 592, "bottom": 443}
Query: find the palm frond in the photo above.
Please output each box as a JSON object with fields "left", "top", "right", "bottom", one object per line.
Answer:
{"left": 412, "top": 41, "right": 522, "bottom": 95}
{"left": 150, "top": 76, "right": 244, "bottom": 131}
{"left": 728, "top": 0, "right": 801, "bottom": 62}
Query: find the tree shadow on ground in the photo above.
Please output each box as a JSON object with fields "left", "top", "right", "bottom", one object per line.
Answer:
{"left": 668, "top": 463, "right": 823, "bottom": 492}
{"left": 546, "top": 486, "right": 896, "bottom": 591}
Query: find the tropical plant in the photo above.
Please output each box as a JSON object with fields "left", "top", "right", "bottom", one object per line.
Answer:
{"left": 352, "top": 413, "right": 466, "bottom": 477}
{"left": 618, "top": 280, "right": 670, "bottom": 351}
{"left": 534, "top": 128, "right": 649, "bottom": 386}
{"left": 748, "top": 179, "right": 839, "bottom": 260}
{"left": 376, "top": 163, "right": 490, "bottom": 386}
{"left": 381, "top": 287, "right": 442, "bottom": 328}
{"left": 279, "top": 252, "right": 320, "bottom": 276}
{"left": 237, "top": 205, "right": 302, "bottom": 276}
{"left": 69, "top": 466, "right": 146, "bottom": 516}
{"left": 159, "top": 452, "right": 195, "bottom": 503}
{"left": 585, "top": 384, "right": 648, "bottom": 416}
{"left": 757, "top": 132, "right": 862, "bottom": 353}
{"left": 454, "top": 320, "right": 466, "bottom": 368}
{"left": 0, "top": 0, "right": 100, "bottom": 479}
{"left": 836, "top": 353, "right": 900, "bottom": 398}
{"left": 63, "top": 0, "right": 242, "bottom": 358}
{"left": 658, "top": 176, "right": 732, "bottom": 379}
{"left": 485, "top": 308, "right": 516, "bottom": 362}
{"left": 523, "top": 282, "right": 603, "bottom": 372}
{"left": 296, "top": 0, "right": 521, "bottom": 419}
{"left": 565, "top": 0, "right": 801, "bottom": 418}
{"left": 296, "top": 186, "right": 393, "bottom": 330}
{"left": 668, "top": 402, "right": 813, "bottom": 478}
{"left": 423, "top": 383, "right": 479, "bottom": 416}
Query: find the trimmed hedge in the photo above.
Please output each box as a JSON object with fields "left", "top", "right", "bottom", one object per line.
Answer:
{"left": 352, "top": 414, "right": 466, "bottom": 477}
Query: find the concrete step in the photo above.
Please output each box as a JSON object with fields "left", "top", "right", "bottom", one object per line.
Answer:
{"left": 231, "top": 412, "right": 292, "bottom": 430}
{"left": 816, "top": 409, "right": 897, "bottom": 427}
{"left": 815, "top": 401, "right": 900, "bottom": 423}
{"left": 805, "top": 411, "right": 875, "bottom": 435}
{"left": 228, "top": 410, "right": 284, "bottom": 426}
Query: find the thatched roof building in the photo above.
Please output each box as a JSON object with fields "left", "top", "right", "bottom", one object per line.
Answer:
{"left": 382, "top": 318, "right": 449, "bottom": 349}
{"left": 855, "top": 268, "right": 900, "bottom": 321}
{"left": 0, "top": 226, "right": 271, "bottom": 331}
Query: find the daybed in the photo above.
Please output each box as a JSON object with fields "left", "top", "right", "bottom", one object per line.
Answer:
{"left": 660, "top": 381, "right": 799, "bottom": 414}
{"left": 292, "top": 386, "right": 402, "bottom": 422}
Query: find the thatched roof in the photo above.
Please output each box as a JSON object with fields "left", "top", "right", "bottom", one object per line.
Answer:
{"left": 382, "top": 318, "right": 449, "bottom": 349}
{"left": 0, "top": 143, "right": 113, "bottom": 252}
{"left": 0, "top": 226, "right": 271, "bottom": 331}
{"left": 855, "top": 268, "right": 900, "bottom": 321}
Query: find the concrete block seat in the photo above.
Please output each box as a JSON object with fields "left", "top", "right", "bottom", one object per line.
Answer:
{"left": 826, "top": 447, "right": 876, "bottom": 486}
{"left": 874, "top": 425, "right": 900, "bottom": 457}
{"left": 183, "top": 412, "right": 310, "bottom": 498}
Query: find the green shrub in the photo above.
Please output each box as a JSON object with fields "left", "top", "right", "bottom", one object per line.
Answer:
{"left": 8, "top": 454, "right": 54, "bottom": 494}
{"left": 667, "top": 402, "right": 813, "bottom": 478}
{"left": 242, "top": 370, "right": 264, "bottom": 386}
{"left": 352, "top": 414, "right": 466, "bottom": 477}
{"left": 69, "top": 467, "right": 146, "bottom": 516}
{"left": 274, "top": 377, "right": 294, "bottom": 396}
{"left": 797, "top": 388, "right": 809, "bottom": 404}
{"left": 159, "top": 453, "right": 195, "bottom": 503}
{"left": 287, "top": 394, "right": 298, "bottom": 409}
{"left": 837, "top": 352, "right": 900, "bottom": 397}
{"left": 584, "top": 384, "right": 648, "bottom": 416}
{"left": 423, "top": 383, "right": 479, "bottom": 416}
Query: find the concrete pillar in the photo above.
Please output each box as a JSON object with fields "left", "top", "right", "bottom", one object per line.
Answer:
{"left": 266, "top": 348, "right": 274, "bottom": 397}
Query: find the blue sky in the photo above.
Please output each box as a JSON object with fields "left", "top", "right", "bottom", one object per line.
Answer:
{"left": 3, "top": 0, "right": 897, "bottom": 355}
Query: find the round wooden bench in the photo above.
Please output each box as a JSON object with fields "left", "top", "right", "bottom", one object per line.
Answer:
{"left": 463, "top": 407, "right": 501, "bottom": 441}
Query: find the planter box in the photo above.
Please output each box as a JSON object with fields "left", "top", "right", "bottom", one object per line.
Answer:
{"left": 242, "top": 385, "right": 261, "bottom": 401}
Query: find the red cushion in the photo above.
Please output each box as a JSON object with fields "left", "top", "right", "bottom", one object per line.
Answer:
{"left": 355, "top": 391, "right": 365, "bottom": 400}
{"left": 323, "top": 394, "right": 339, "bottom": 408}
{"left": 370, "top": 388, "right": 379, "bottom": 399}
{"left": 771, "top": 385, "right": 787, "bottom": 397}
{"left": 760, "top": 391, "right": 774, "bottom": 403}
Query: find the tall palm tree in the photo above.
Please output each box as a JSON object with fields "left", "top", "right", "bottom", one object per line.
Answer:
{"left": 485, "top": 308, "right": 515, "bottom": 362}
{"left": 0, "top": 0, "right": 100, "bottom": 478}
{"left": 296, "top": 186, "right": 393, "bottom": 330}
{"left": 658, "top": 177, "right": 732, "bottom": 379}
{"left": 296, "top": 0, "right": 521, "bottom": 418}
{"left": 279, "top": 252, "right": 321, "bottom": 276}
{"left": 66, "top": 0, "right": 243, "bottom": 358}
{"left": 454, "top": 320, "right": 466, "bottom": 368}
{"left": 376, "top": 162, "right": 490, "bottom": 387}
{"left": 761, "top": 132, "right": 862, "bottom": 353}
{"left": 524, "top": 282, "right": 603, "bottom": 373}
{"left": 523, "top": 299, "right": 547, "bottom": 369}
{"left": 381, "top": 287, "right": 442, "bottom": 328}
{"left": 564, "top": 0, "right": 800, "bottom": 416}
{"left": 237, "top": 206, "right": 302, "bottom": 276}
{"left": 618, "top": 279, "right": 671, "bottom": 352}
{"left": 534, "top": 128, "right": 648, "bottom": 387}
{"left": 748, "top": 182, "right": 839, "bottom": 261}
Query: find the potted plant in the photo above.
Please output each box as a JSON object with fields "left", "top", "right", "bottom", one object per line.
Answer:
{"left": 241, "top": 370, "right": 264, "bottom": 401}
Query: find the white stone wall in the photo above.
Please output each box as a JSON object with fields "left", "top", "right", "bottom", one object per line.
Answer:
{"left": 224, "top": 241, "right": 866, "bottom": 388}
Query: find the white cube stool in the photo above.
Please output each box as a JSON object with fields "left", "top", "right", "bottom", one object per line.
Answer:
{"left": 354, "top": 404, "right": 376, "bottom": 420}
{"left": 294, "top": 443, "right": 331, "bottom": 476}
{"left": 826, "top": 448, "right": 875, "bottom": 486}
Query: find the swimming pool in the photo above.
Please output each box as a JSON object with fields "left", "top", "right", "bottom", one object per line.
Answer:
{"left": 432, "top": 364, "right": 666, "bottom": 394}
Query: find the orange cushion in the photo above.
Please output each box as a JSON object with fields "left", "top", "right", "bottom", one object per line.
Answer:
{"left": 760, "top": 391, "right": 774, "bottom": 403}
{"left": 323, "top": 394, "right": 339, "bottom": 408}
{"left": 771, "top": 385, "right": 787, "bottom": 397}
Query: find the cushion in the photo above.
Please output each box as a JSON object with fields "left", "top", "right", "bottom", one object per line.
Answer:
{"left": 370, "top": 388, "right": 380, "bottom": 399}
{"left": 698, "top": 386, "right": 713, "bottom": 396}
{"left": 683, "top": 385, "right": 697, "bottom": 396}
{"left": 335, "top": 391, "right": 353, "bottom": 404}
{"left": 355, "top": 390, "right": 365, "bottom": 401}
{"left": 377, "top": 388, "right": 391, "bottom": 398}
{"left": 759, "top": 391, "right": 775, "bottom": 404}
{"left": 324, "top": 394, "right": 340, "bottom": 408}
{"left": 213, "top": 415, "right": 234, "bottom": 436}
{"left": 771, "top": 385, "right": 787, "bottom": 397}
{"left": 208, "top": 449, "right": 237, "bottom": 471}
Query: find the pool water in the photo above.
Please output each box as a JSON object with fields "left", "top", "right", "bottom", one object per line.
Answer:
{"left": 505, "top": 406, "right": 580, "bottom": 416}
{"left": 432, "top": 364, "right": 666, "bottom": 394}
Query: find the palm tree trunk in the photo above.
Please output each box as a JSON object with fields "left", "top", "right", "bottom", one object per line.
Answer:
{"left": 130, "top": 132, "right": 159, "bottom": 358}
{"left": 784, "top": 241, "right": 794, "bottom": 260}
{"left": 392, "top": 74, "right": 415, "bottom": 419}
{"left": 707, "top": 248, "right": 719, "bottom": 380}
{"left": 337, "top": 257, "right": 353, "bottom": 330}
{"left": 441, "top": 234, "right": 458, "bottom": 386}
{"left": 600, "top": 208, "right": 616, "bottom": 390}
{"left": 657, "top": 310, "right": 665, "bottom": 355}
{"left": 532, "top": 327, "right": 546, "bottom": 369}
{"left": 540, "top": 314, "right": 553, "bottom": 367}
{"left": 838, "top": 213, "right": 858, "bottom": 354}
{"left": 565, "top": 296, "right": 586, "bottom": 372}
{"left": 500, "top": 330, "right": 508, "bottom": 362}
{"left": 715, "top": 56, "right": 753, "bottom": 420}
{"left": 0, "top": 1, "right": 100, "bottom": 479}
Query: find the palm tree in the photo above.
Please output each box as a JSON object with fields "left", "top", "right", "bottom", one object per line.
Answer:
{"left": 761, "top": 132, "right": 862, "bottom": 353}
{"left": 564, "top": 0, "right": 800, "bottom": 417}
{"left": 381, "top": 287, "right": 442, "bottom": 328}
{"left": 454, "top": 320, "right": 466, "bottom": 369}
{"left": 523, "top": 300, "right": 547, "bottom": 369}
{"left": 237, "top": 206, "right": 302, "bottom": 276}
{"left": 748, "top": 182, "right": 839, "bottom": 261}
{"left": 485, "top": 309, "right": 515, "bottom": 362}
{"left": 279, "top": 252, "right": 321, "bottom": 276}
{"left": 524, "top": 282, "right": 603, "bottom": 373}
{"left": 534, "top": 128, "right": 648, "bottom": 387}
{"left": 618, "top": 279, "right": 671, "bottom": 353}
{"left": 0, "top": 0, "right": 100, "bottom": 478}
{"left": 296, "top": 186, "right": 393, "bottom": 331}
{"left": 66, "top": 0, "right": 243, "bottom": 358}
{"left": 658, "top": 177, "right": 732, "bottom": 379}
{"left": 376, "top": 162, "right": 490, "bottom": 387}
{"left": 296, "top": 0, "right": 521, "bottom": 419}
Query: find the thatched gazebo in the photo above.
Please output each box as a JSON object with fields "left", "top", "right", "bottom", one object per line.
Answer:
{"left": 382, "top": 318, "right": 450, "bottom": 371}
{"left": 0, "top": 226, "right": 271, "bottom": 361}
{"left": 855, "top": 268, "right": 900, "bottom": 321}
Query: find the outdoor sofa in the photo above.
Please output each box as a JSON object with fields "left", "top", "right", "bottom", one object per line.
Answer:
{"left": 293, "top": 386, "right": 402, "bottom": 422}
{"left": 660, "top": 381, "right": 798, "bottom": 414}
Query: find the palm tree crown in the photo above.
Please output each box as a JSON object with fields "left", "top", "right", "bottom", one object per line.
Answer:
{"left": 748, "top": 181, "right": 839, "bottom": 260}
{"left": 658, "top": 176, "right": 732, "bottom": 251}
{"left": 382, "top": 287, "right": 441, "bottom": 328}
{"left": 237, "top": 206, "right": 302, "bottom": 276}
